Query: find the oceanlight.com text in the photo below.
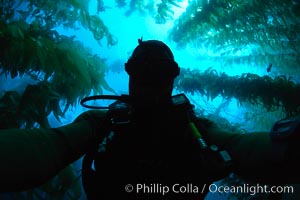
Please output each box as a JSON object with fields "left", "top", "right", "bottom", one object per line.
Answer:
{"left": 209, "top": 183, "right": 294, "bottom": 196}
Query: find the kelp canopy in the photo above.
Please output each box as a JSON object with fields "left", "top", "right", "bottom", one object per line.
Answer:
{"left": 114, "top": 0, "right": 182, "bottom": 23}
{"left": 0, "top": 0, "right": 117, "bottom": 128}
{"left": 175, "top": 68, "right": 300, "bottom": 117}
{"left": 169, "top": 0, "right": 300, "bottom": 72}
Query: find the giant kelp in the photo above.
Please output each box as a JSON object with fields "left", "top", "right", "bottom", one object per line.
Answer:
{"left": 169, "top": 0, "right": 300, "bottom": 196}
{"left": 0, "top": 20, "right": 115, "bottom": 128}
{"left": 167, "top": 0, "right": 300, "bottom": 117}
{"left": 170, "top": 0, "right": 300, "bottom": 53}
{"left": 0, "top": 0, "right": 299, "bottom": 199}
{"left": 169, "top": 0, "right": 300, "bottom": 72}
{"left": 0, "top": 0, "right": 116, "bottom": 129}
{"left": 9, "top": 0, "right": 118, "bottom": 46}
{"left": 0, "top": 1, "right": 116, "bottom": 198}
{"left": 176, "top": 68, "right": 300, "bottom": 117}
{"left": 115, "top": 0, "right": 182, "bottom": 23}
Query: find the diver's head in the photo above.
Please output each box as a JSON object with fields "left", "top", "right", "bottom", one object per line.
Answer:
{"left": 125, "top": 39, "right": 180, "bottom": 106}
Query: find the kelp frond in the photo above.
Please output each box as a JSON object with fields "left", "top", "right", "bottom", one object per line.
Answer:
{"left": 0, "top": 3, "right": 116, "bottom": 128}
{"left": 169, "top": 0, "right": 300, "bottom": 56}
{"left": 176, "top": 68, "right": 300, "bottom": 117}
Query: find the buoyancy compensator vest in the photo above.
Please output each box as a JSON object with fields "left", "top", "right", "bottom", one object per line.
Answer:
{"left": 80, "top": 94, "right": 232, "bottom": 200}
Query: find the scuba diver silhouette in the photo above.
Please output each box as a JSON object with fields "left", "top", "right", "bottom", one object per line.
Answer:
{"left": 0, "top": 39, "right": 299, "bottom": 200}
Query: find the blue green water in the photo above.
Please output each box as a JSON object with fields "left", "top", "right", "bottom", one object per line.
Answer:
{"left": 51, "top": 0, "right": 300, "bottom": 132}
{"left": 1, "top": 0, "right": 299, "bottom": 199}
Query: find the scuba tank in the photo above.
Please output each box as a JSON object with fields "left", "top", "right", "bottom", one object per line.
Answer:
{"left": 80, "top": 93, "right": 233, "bottom": 199}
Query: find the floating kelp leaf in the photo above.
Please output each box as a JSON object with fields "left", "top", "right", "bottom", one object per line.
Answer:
{"left": 70, "top": 0, "right": 90, "bottom": 11}
{"left": 93, "top": 85, "right": 103, "bottom": 95}
{"left": 79, "top": 9, "right": 90, "bottom": 29}
{"left": 89, "top": 15, "right": 107, "bottom": 41}
{"left": 106, "top": 33, "right": 118, "bottom": 48}
{"left": 99, "top": 76, "right": 117, "bottom": 94}
{"left": 167, "top": 0, "right": 181, "bottom": 8}
{"left": 156, "top": 1, "right": 176, "bottom": 24}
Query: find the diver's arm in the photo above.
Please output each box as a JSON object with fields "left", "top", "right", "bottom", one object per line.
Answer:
{"left": 0, "top": 110, "right": 106, "bottom": 192}
{"left": 205, "top": 126, "right": 300, "bottom": 184}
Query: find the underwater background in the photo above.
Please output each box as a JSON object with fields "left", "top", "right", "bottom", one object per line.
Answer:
{"left": 0, "top": 0, "right": 299, "bottom": 199}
